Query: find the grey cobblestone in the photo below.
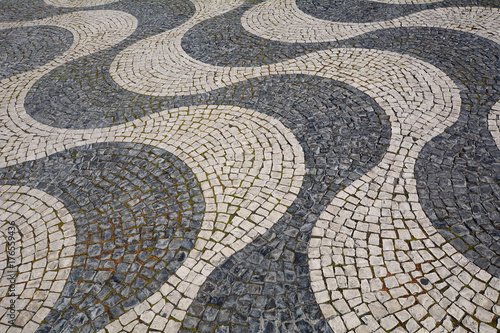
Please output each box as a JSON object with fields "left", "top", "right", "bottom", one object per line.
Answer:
{"left": 0, "top": 25, "right": 72, "bottom": 79}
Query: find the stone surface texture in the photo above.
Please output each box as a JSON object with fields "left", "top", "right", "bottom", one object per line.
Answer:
{"left": 0, "top": 0, "right": 499, "bottom": 332}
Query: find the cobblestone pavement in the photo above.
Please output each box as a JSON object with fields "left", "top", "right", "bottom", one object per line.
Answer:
{"left": 0, "top": 1, "right": 499, "bottom": 332}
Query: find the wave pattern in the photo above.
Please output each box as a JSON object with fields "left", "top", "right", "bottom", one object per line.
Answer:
{"left": 0, "top": 142, "right": 205, "bottom": 332}
{"left": 0, "top": 0, "right": 499, "bottom": 332}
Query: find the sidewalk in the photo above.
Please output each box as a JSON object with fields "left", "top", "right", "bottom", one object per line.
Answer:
{"left": 0, "top": 0, "right": 499, "bottom": 332}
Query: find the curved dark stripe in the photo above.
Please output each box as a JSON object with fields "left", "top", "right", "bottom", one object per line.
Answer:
{"left": 0, "top": 142, "right": 205, "bottom": 332}
{"left": 104, "top": 0, "right": 196, "bottom": 39}
{"left": 180, "top": 75, "right": 391, "bottom": 332}
{"left": 0, "top": 26, "right": 73, "bottom": 80}
{"left": 335, "top": 27, "right": 500, "bottom": 276}
{"left": 24, "top": 0, "right": 196, "bottom": 129}
{"left": 180, "top": 0, "right": 500, "bottom": 67}
{"left": 296, "top": 0, "right": 500, "bottom": 23}
{"left": 180, "top": 1, "right": 332, "bottom": 67}
{"left": 0, "top": 0, "right": 195, "bottom": 35}
{"left": 0, "top": 0, "right": 72, "bottom": 22}
{"left": 0, "top": 0, "right": 196, "bottom": 22}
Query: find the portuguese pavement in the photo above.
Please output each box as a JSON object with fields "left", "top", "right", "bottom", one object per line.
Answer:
{"left": 0, "top": 0, "right": 500, "bottom": 332}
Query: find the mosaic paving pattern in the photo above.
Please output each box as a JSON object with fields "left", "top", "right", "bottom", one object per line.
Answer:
{"left": 0, "top": 0, "right": 499, "bottom": 332}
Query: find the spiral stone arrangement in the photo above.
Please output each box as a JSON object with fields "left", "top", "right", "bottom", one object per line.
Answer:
{"left": 0, "top": 0, "right": 499, "bottom": 332}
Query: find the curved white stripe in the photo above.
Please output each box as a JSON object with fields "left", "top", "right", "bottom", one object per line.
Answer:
{"left": 0, "top": 103, "right": 304, "bottom": 332}
{"left": 306, "top": 57, "right": 497, "bottom": 332}
{"left": 0, "top": 10, "right": 137, "bottom": 61}
{"left": 44, "top": 0, "right": 119, "bottom": 7}
{"left": 109, "top": 0, "right": 245, "bottom": 96}
{"left": 309, "top": 134, "right": 500, "bottom": 330}
{"left": 110, "top": 39, "right": 464, "bottom": 101}
{"left": 0, "top": 186, "right": 75, "bottom": 332}
{"left": 92, "top": 105, "right": 304, "bottom": 331}
{"left": 0, "top": 10, "right": 137, "bottom": 165}
{"left": 489, "top": 101, "right": 500, "bottom": 150}
{"left": 242, "top": 1, "right": 500, "bottom": 44}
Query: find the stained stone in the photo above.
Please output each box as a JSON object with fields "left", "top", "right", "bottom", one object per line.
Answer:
{"left": 2, "top": 1, "right": 500, "bottom": 332}
{"left": 0, "top": 142, "right": 204, "bottom": 332}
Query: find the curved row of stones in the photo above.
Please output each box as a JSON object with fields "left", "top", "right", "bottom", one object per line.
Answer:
{"left": 0, "top": 0, "right": 499, "bottom": 332}
{"left": 0, "top": 186, "right": 75, "bottom": 331}
{"left": 0, "top": 141, "right": 207, "bottom": 332}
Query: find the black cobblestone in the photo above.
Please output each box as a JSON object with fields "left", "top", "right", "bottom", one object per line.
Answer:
{"left": 0, "top": 142, "right": 204, "bottom": 332}
{"left": 0, "top": 26, "right": 73, "bottom": 79}
{"left": 296, "top": 0, "right": 500, "bottom": 23}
